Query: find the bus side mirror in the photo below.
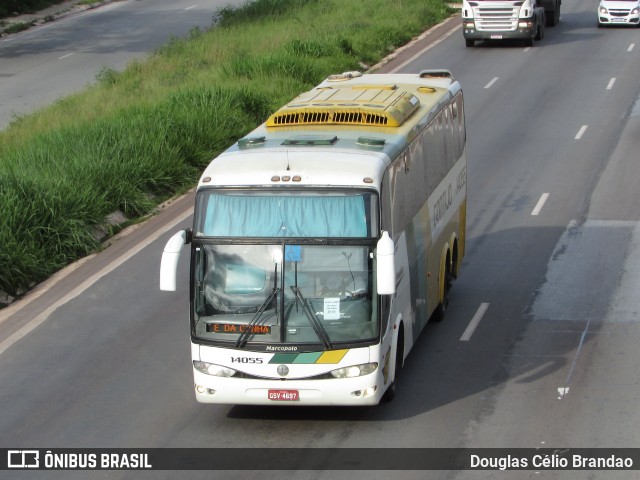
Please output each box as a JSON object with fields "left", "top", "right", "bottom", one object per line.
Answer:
{"left": 376, "top": 231, "right": 395, "bottom": 295}
{"left": 160, "top": 229, "right": 189, "bottom": 291}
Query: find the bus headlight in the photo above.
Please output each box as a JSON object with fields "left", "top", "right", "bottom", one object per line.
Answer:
{"left": 330, "top": 363, "right": 378, "bottom": 378}
{"left": 193, "top": 361, "right": 236, "bottom": 377}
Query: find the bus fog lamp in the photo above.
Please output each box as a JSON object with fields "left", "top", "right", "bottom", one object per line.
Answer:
{"left": 330, "top": 363, "right": 377, "bottom": 378}
{"left": 351, "top": 387, "right": 376, "bottom": 397}
{"left": 194, "top": 360, "right": 236, "bottom": 377}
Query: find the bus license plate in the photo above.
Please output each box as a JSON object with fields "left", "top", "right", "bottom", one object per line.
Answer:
{"left": 268, "top": 389, "right": 299, "bottom": 401}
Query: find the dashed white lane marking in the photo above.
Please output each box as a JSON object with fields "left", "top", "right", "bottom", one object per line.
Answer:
{"left": 59, "top": 52, "right": 74, "bottom": 59}
{"left": 606, "top": 77, "right": 616, "bottom": 90}
{"left": 531, "top": 193, "right": 550, "bottom": 216}
{"left": 628, "top": 43, "right": 635, "bottom": 52}
{"left": 460, "top": 303, "right": 490, "bottom": 341}
{"left": 484, "top": 77, "right": 499, "bottom": 89}
{"left": 575, "top": 125, "right": 588, "bottom": 140}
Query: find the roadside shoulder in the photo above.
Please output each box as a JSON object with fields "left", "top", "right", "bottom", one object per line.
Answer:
{"left": 1, "top": 0, "right": 115, "bottom": 37}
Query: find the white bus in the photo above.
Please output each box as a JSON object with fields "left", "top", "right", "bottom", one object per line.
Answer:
{"left": 160, "top": 70, "right": 467, "bottom": 406}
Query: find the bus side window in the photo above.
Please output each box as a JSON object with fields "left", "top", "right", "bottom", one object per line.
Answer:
{"left": 380, "top": 295, "right": 391, "bottom": 333}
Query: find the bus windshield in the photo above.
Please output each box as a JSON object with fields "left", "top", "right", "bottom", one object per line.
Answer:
{"left": 192, "top": 189, "right": 379, "bottom": 349}
{"left": 192, "top": 243, "right": 379, "bottom": 349}
{"left": 194, "top": 190, "right": 376, "bottom": 238}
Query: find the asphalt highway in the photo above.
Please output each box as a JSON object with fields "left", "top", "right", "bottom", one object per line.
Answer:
{"left": 1, "top": 0, "right": 640, "bottom": 478}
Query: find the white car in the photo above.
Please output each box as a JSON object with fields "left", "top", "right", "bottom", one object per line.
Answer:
{"left": 598, "top": 0, "right": 640, "bottom": 27}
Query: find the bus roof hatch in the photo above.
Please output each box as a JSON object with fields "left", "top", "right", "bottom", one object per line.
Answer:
{"left": 265, "top": 85, "right": 421, "bottom": 128}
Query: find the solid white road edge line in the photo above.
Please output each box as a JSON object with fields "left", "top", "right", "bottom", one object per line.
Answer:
{"left": 390, "top": 23, "right": 460, "bottom": 73}
{"left": 0, "top": 208, "right": 192, "bottom": 356}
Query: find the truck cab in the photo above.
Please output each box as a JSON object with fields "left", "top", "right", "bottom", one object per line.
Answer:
{"left": 462, "top": 0, "right": 546, "bottom": 47}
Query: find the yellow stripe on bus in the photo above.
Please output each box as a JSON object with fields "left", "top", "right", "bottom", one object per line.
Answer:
{"left": 316, "top": 349, "right": 349, "bottom": 364}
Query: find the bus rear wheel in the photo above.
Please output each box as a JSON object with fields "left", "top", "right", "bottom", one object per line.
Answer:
{"left": 433, "top": 264, "right": 451, "bottom": 322}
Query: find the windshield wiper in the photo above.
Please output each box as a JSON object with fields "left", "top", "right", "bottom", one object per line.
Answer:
{"left": 290, "top": 286, "right": 333, "bottom": 350}
{"left": 235, "top": 286, "right": 279, "bottom": 349}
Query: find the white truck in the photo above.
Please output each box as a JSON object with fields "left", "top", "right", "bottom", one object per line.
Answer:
{"left": 462, "top": 0, "right": 561, "bottom": 47}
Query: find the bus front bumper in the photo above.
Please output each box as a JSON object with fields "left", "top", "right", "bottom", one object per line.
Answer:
{"left": 193, "top": 370, "right": 387, "bottom": 406}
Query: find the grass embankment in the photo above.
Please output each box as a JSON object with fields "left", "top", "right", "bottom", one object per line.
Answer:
{"left": 0, "top": 0, "right": 454, "bottom": 300}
